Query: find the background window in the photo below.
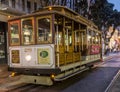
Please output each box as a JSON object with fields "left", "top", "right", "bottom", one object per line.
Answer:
{"left": 27, "top": 1, "right": 31, "bottom": 13}
{"left": 12, "top": 0, "right": 15, "bottom": 8}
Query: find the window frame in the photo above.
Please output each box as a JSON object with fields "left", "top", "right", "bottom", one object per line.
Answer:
{"left": 21, "top": 17, "right": 35, "bottom": 45}
{"left": 36, "top": 15, "right": 52, "bottom": 44}
{"left": 9, "top": 20, "right": 21, "bottom": 46}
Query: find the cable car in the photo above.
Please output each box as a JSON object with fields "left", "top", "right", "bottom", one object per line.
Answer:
{"left": 8, "top": 6, "right": 102, "bottom": 85}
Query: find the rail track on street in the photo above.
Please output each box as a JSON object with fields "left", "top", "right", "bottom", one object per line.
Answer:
{"left": 105, "top": 69, "right": 120, "bottom": 92}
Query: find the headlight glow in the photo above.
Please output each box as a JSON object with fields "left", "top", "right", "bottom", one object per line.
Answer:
{"left": 25, "top": 55, "right": 32, "bottom": 61}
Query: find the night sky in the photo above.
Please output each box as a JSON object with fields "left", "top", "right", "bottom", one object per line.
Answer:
{"left": 108, "top": 0, "right": 120, "bottom": 11}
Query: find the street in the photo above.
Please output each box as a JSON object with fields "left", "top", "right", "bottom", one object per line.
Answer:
{"left": 0, "top": 53, "right": 120, "bottom": 92}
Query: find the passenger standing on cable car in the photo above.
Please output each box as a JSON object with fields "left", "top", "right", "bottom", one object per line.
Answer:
{"left": 23, "top": 25, "right": 32, "bottom": 44}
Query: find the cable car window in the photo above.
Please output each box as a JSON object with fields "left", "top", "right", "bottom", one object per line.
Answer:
{"left": 98, "top": 33, "right": 101, "bottom": 44}
{"left": 9, "top": 21, "right": 20, "bottom": 45}
{"left": 65, "top": 29, "right": 72, "bottom": 46}
{"left": 54, "top": 25, "right": 63, "bottom": 45}
{"left": 65, "top": 18, "right": 72, "bottom": 46}
{"left": 88, "top": 30, "right": 92, "bottom": 44}
{"left": 54, "top": 15, "right": 64, "bottom": 46}
{"left": 92, "top": 31, "right": 95, "bottom": 44}
{"left": 37, "top": 16, "right": 52, "bottom": 43}
{"left": 74, "top": 31, "right": 80, "bottom": 52}
{"left": 95, "top": 32, "right": 99, "bottom": 44}
{"left": 21, "top": 18, "right": 34, "bottom": 45}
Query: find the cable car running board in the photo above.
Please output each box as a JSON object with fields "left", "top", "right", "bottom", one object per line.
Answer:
{"left": 54, "top": 67, "right": 89, "bottom": 81}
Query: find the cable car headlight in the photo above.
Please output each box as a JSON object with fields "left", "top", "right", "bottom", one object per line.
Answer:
{"left": 25, "top": 54, "right": 32, "bottom": 61}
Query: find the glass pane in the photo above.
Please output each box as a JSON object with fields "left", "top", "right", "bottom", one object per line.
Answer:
{"left": 37, "top": 17, "right": 51, "bottom": 43}
{"left": 87, "top": 30, "right": 91, "bottom": 44}
{"left": 55, "top": 26, "right": 63, "bottom": 45}
{"left": 10, "top": 23, "right": 20, "bottom": 45}
{"left": 22, "top": 18, "right": 34, "bottom": 45}
{"left": 65, "top": 18, "right": 72, "bottom": 46}
{"left": 54, "top": 15, "right": 64, "bottom": 46}
{"left": 92, "top": 31, "right": 95, "bottom": 44}
{"left": 68, "top": 30, "right": 72, "bottom": 46}
{"left": 74, "top": 31, "right": 80, "bottom": 52}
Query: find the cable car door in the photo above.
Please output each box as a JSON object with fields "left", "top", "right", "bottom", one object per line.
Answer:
{"left": 80, "top": 30, "right": 87, "bottom": 60}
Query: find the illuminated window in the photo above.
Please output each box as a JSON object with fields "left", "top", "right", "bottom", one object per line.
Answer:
{"left": 54, "top": 15, "right": 64, "bottom": 45}
{"left": 37, "top": 16, "right": 52, "bottom": 44}
{"left": 21, "top": 18, "right": 34, "bottom": 45}
{"left": 65, "top": 18, "right": 72, "bottom": 46}
{"left": 9, "top": 20, "right": 20, "bottom": 45}
{"left": 12, "top": 0, "right": 15, "bottom": 8}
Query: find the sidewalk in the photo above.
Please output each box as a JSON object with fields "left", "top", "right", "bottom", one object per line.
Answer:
{"left": 0, "top": 64, "right": 20, "bottom": 85}
{"left": 103, "top": 52, "right": 120, "bottom": 61}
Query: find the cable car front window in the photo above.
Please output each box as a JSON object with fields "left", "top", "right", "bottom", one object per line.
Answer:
{"left": 21, "top": 18, "right": 34, "bottom": 45}
{"left": 9, "top": 21, "right": 20, "bottom": 45}
{"left": 37, "top": 17, "right": 52, "bottom": 43}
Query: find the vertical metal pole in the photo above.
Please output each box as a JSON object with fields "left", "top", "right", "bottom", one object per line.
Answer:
{"left": 75, "top": 31, "right": 77, "bottom": 52}
{"left": 66, "top": 29, "right": 69, "bottom": 52}
{"left": 81, "top": 32, "right": 83, "bottom": 50}
{"left": 56, "top": 25, "right": 59, "bottom": 67}
{"left": 56, "top": 25, "right": 59, "bottom": 52}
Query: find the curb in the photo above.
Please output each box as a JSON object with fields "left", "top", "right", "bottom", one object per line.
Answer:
{"left": 95, "top": 54, "right": 119, "bottom": 67}
{"left": 103, "top": 53, "right": 120, "bottom": 62}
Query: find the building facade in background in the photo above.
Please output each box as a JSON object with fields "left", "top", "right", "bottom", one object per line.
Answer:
{"left": 0, "top": 0, "right": 42, "bottom": 63}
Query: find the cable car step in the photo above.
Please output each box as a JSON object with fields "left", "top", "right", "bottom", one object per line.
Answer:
{"left": 54, "top": 67, "right": 89, "bottom": 81}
